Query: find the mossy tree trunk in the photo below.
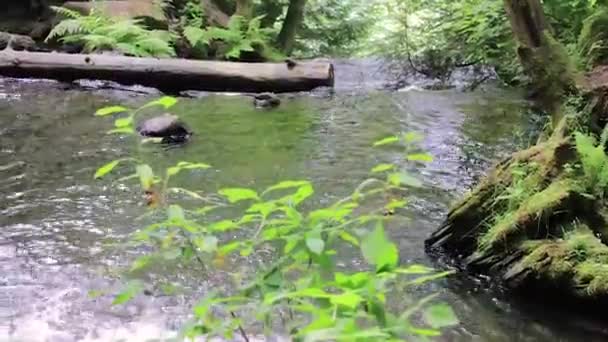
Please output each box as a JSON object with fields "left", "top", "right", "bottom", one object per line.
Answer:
{"left": 277, "top": 0, "right": 307, "bottom": 55}
{"left": 503, "top": 0, "right": 577, "bottom": 122}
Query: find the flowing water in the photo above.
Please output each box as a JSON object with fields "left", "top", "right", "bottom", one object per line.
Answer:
{"left": 0, "top": 61, "right": 606, "bottom": 341}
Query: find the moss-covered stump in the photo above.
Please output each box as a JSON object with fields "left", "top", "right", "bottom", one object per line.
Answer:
{"left": 425, "top": 131, "right": 608, "bottom": 304}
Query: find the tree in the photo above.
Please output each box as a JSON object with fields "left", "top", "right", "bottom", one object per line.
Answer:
{"left": 502, "top": 0, "right": 576, "bottom": 121}
{"left": 277, "top": 0, "right": 307, "bottom": 54}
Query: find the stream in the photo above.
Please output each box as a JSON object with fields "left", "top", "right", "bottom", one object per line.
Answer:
{"left": 1, "top": 60, "right": 606, "bottom": 341}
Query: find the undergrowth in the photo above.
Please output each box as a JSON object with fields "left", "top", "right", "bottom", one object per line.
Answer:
{"left": 578, "top": 6, "right": 608, "bottom": 68}
{"left": 46, "top": 6, "right": 176, "bottom": 57}
{"left": 184, "top": 15, "right": 282, "bottom": 60}
{"left": 91, "top": 97, "right": 458, "bottom": 340}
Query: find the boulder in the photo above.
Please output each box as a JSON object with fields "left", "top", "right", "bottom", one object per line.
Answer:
{"left": 253, "top": 92, "right": 280, "bottom": 108}
{"left": 136, "top": 113, "right": 191, "bottom": 144}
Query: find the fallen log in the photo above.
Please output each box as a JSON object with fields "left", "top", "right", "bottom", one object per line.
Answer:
{"left": 0, "top": 50, "right": 334, "bottom": 93}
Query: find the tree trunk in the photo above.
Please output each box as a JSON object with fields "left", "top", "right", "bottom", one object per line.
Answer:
{"left": 276, "top": 0, "right": 307, "bottom": 55}
{"left": 0, "top": 50, "right": 334, "bottom": 93}
{"left": 235, "top": 0, "right": 253, "bottom": 19}
{"left": 502, "top": 0, "right": 576, "bottom": 121}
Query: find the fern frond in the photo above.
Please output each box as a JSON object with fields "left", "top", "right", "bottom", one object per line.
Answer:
{"left": 81, "top": 34, "right": 117, "bottom": 52}
{"left": 46, "top": 19, "right": 85, "bottom": 42}
{"left": 206, "top": 27, "right": 243, "bottom": 43}
{"left": 227, "top": 15, "right": 245, "bottom": 33}
{"left": 183, "top": 26, "right": 210, "bottom": 47}
{"left": 135, "top": 37, "right": 176, "bottom": 57}
{"left": 50, "top": 6, "right": 82, "bottom": 19}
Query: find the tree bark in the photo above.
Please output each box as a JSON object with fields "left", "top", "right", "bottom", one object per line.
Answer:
{"left": 235, "top": 0, "right": 253, "bottom": 19}
{"left": 0, "top": 50, "right": 334, "bottom": 93}
{"left": 502, "top": 0, "right": 576, "bottom": 120}
{"left": 277, "top": 0, "right": 307, "bottom": 55}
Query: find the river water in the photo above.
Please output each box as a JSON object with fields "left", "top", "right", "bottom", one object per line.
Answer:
{"left": 0, "top": 60, "right": 606, "bottom": 341}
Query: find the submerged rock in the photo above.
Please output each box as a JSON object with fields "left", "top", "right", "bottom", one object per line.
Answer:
{"left": 253, "top": 92, "right": 281, "bottom": 108}
{"left": 136, "top": 113, "right": 191, "bottom": 144}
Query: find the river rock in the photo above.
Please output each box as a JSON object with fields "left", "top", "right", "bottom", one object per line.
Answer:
{"left": 253, "top": 92, "right": 280, "bottom": 108}
{"left": 136, "top": 113, "right": 191, "bottom": 144}
{"left": 0, "top": 32, "right": 37, "bottom": 51}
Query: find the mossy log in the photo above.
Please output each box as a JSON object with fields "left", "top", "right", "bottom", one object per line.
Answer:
{"left": 0, "top": 50, "right": 334, "bottom": 93}
{"left": 426, "top": 69, "right": 608, "bottom": 304}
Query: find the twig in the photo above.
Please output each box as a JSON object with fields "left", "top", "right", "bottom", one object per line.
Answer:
{"left": 231, "top": 311, "right": 250, "bottom": 342}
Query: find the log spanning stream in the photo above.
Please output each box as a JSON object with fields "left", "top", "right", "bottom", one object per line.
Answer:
{"left": 0, "top": 60, "right": 605, "bottom": 341}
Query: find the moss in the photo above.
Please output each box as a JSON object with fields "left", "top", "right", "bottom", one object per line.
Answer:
{"left": 578, "top": 7, "right": 608, "bottom": 67}
{"left": 479, "top": 179, "right": 573, "bottom": 250}
{"left": 515, "top": 225, "right": 608, "bottom": 297}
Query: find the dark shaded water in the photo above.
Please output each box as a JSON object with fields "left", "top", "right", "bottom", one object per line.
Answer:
{"left": 0, "top": 63, "right": 605, "bottom": 341}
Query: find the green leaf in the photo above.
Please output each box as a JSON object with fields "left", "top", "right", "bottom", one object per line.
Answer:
{"left": 95, "top": 105, "right": 128, "bottom": 116}
{"left": 167, "top": 204, "right": 185, "bottom": 221}
{"left": 88, "top": 289, "right": 105, "bottom": 298}
{"left": 361, "top": 223, "right": 399, "bottom": 272}
{"left": 130, "top": 255, "right": 152, "bottom": 272}
{"left": 136, "top": 164, "right": 155, "bottom": 190}
{"left": 193, "top": 235, "right": 219, "bottom": 253}
{"left": 262, "top": 180, "right": 311, "bottom": 195}
{"left": 373, "top": 136, "right": 400, "bottom": 147}
{"left": 386, "top": 199, "right": 408, "bottom": 211}
{"left": 144, "top": 96, "right": 178, "bottom": 109}
{"left": 334, "top": 272, "right": 369, "bottom": 289}
{"left": 218, "top": 241, "right": 241, "bottom": 256}
{"left": 338, "top": 231, "right": 359, "bottom": 246}
{"left": 218, "top": 188, "right": 260, "bottom": 203}
{"left": 395, "top": 264, "right": 434, "bottom": 275}
{"left": 423, "top": 303, "right": 459, "bottom": 328}
{"left": 107, "top": 127, "right": 135, "bottom": 134}
{"left": 406, "top": 270, "right": 455, "bottom": 285}
{"left": 305, "top": 233, "right": 325, "bottom": 255}
{"left": 388, "top": 172, "right": 423, "bottom": 188}
{"left": 112, "top": 280, "right": 144, "bottom": 305}
{"left": 293, "top": 183, "right": 314, "bottom": 205}
{"left": 114, "top": 116, "right": 133, "bottom": 128}
{"left": 371, "top": 163, "right": 395, "bottom": 173}
{"left": 209, "top": 219, "right": 239, "bottom": 232}
{"left": 403, "top": 132, "right": 423, "bottom": 143}
{"left": 330, "top": 292, "right": 362, "bottom": 309}
{"left": 167, "top": 162, "right": 211, "bottom": 177}
{"left": 407, "top": 153, "right": 433, "bottom": 163}
{"left": 94, "top": 160, "right": 121, "bottom": 179}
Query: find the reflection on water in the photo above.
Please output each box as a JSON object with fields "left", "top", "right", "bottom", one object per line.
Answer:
{"left": 0, "top": 73, "right": 604, "bottom": 341}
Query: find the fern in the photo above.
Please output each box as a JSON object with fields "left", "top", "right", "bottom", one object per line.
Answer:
{"left": 574, "top": 131, "right": 608, "bottom": 196}
{"left": 46, "top": 6, "right": 175, "bottom": 57}
{"left": 49, "top": 5, "right": 82, "bottom": 19}
{"left": 183, "top": 15, "right": 277, "bottom": 60}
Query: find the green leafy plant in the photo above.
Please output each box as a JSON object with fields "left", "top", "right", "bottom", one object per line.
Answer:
{"left": 46, "top": 6, "right": 176, "bottom": 57}
{"left": 93, "top": 97, "right": 458, "bottom": 340}
{"left": 574, "top": 128, "right": 608, "bottom": 197}
{"left": 184, "top": 15, "right": 279, "bottom": 60}
{"left": 578, "top": 6, "right": 608, "bottom": 67}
